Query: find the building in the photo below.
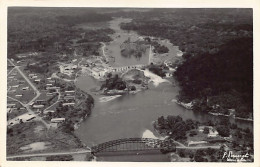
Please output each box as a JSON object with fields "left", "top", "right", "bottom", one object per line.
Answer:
{"left": 51, "top": 118, "right": 65, "bottom": 123}
{"left": 43, "top": 110, "right": 55, "bottom": 115}
{"left": 32, "top": 104, "right": 44, "bottom": 109}
{"left": 62, "top": 102, "right": 75, "bottom": 106}
{"left": 22, "top": 87, "right": 29, "bottom": 90}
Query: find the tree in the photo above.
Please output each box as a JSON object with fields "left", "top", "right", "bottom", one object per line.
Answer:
{"left": 235, "top": 130, "right": 242, "bottom": 139}
{"left": 107, "top": 72, "right": 112, "bottom": 78}
{"left": 203, "top": 127, "right": 210, "bottom": 134}
{"left": 19, "top": 119, "right": 23, "bottom": 124}
{"left": 216, "top": 125, "right": 230, "bottom": 137}
{"left": 158, "top": 116, "right": 165, "bottom": 128}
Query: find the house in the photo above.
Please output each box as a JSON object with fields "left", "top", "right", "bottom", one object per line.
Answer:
{"left": 43, "top": 110, "right": 55, "bottom": 114}
{"left": 51, "top": 118, "right": 65, "bottom": 123}
{"left": 22, "top": 87, "right": 29, "bottom": 90}
{"left": 62, "top": 102, "right": 75, "bottom": 106}
{"left": 34, "top": 79, "right": 41, "bottom": 83}
{"left": 65, "top": 90, "right": 75, "bottom": 93}
{"left": 32, "top": 104, "right": 44, "bottom": 109}
{"left": 12, "top": 85, "right": 19, "bottom": 88}
{"left": 46, "top": 93, "right": 53, "bottom": 96}
{"left": 7, "top": 103, "right": 16, "bottom": 107}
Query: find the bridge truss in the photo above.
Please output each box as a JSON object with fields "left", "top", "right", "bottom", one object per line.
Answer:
{"left": 91, "top": 138, "right": 176, "bottom": 154}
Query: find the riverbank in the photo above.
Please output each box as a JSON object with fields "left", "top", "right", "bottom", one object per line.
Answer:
{"left": 208, "top": 112, "right": 253, "bottom": 122}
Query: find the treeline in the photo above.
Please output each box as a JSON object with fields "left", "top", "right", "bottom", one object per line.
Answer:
{"left": 174, "top": 37, "right": 253, "bottom": 119}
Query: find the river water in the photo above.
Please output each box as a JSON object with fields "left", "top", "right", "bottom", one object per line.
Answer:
{"left": 74, "top": 17, "right": 253, "bottom": 150}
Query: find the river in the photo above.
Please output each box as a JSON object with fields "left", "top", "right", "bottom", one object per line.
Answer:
{"left": 74, "top": 18, "right": 253, "bottom": 160}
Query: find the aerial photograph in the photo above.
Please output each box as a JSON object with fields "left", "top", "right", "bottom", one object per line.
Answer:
{"left": 6, "top": 7, "right": 253, "bottom": 162}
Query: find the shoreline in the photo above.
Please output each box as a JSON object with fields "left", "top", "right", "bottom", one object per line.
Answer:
{"left": 173, "top": 99, "right": 254, "bottom": 122}
{"left": 208, "top": 112, "right": 253, "bottom": 122}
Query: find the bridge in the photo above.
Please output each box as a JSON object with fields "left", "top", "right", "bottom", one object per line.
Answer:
{"left": 109, "top": 64, "right": 145, "bottom": 73}
{"left": 90, "top": 138, "right": 176, "bottom": 154}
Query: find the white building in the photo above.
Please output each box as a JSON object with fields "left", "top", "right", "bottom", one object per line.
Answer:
{"left": 51, "top": 118, "right": 65, "bottom": 123}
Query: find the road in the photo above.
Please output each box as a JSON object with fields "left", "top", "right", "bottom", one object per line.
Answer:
{"left": 176, "top": 145, "right": 220, "bottom": 149}
{"left": 7, "top": 149, "right": 91, "bottom": 159}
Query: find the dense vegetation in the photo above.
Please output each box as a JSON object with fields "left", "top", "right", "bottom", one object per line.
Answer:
{"left": 8, "top": 7, "right": 113, "bottom": 59}
{"left": 175, "top": 38, "right": 253, "bottom": 118}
